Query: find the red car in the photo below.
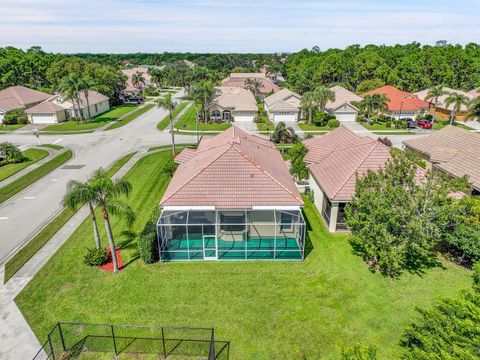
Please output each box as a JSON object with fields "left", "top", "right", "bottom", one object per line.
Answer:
{"left": 416, "top": 120, "right": 433, "bottom": 129}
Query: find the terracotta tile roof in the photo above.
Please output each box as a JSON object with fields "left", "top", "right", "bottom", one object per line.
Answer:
{"left": 362, "top": 85, "right": 430, "bottom": 112}
{"left": 414, "top": 87, "right": 475, "bottom": 112}
{"left": 25, "top": 101, "right": 64, "bottom": 113}
{"left": 221, "top": 73, "right": 280, "bottom": 94}
{"left": 121, "top": 67, "right": 152, "bottom": 90}
{"left": 305, "top": 126, "right": 391, "bottom": 201}
{"left": 0, "top": 86, "right": 52, "bottom": 112}
{"left": 468, "top": 88, "right": 480, "bottom": 97}
{"left": 209, "top": 87, "right": 258, "bottom": 112}
{"left": 161, "top": 126, "right": 303, "bottom": 208}
{"left": 326, "top": 86, "right": 362, "bottom": 111}
{"left": 175, "top": 148, "right": 197, "bottom": 164}
{"left": 264, "top": 88, "right": 301, "bottom": 112}
{"left": 403, "top": 126, "right": 480, "bottom": 191}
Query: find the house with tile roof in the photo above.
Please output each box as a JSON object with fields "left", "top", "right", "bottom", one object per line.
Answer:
{"left": 304, "top": 127, "right": 391, "bottom": 231}
{"left": 220, "top": 73, "right": 280, "bottom": 99}
{"left": 121, "top": 66, "right": 153, "bottom": 94}
{"left": 207, "top": 87, "right": 258, "bottom": 122}
{"left": 326, "top": 86, "right": 363, "bottom": 122}
{"left": 157, "top": 126, "right": 306, "bottom": 261}
{"left": 264, "top": 88, "right": 302, "bottom": 122}
{"left": 362, "top": 85, "right": 430, "bottom": 118}
{"left": 25, "top": 90, "right": 110, "bottom": 124}
{"left": 414, "top": 87, "right": 477, "bottom": 121}
{"left": 0, "top": 86, "right": 52, "bottom": 121}
{"left": 403, "top": 126, "right": 480, "bottom": 195}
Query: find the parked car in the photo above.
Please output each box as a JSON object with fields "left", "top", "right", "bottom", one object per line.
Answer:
{"left": 400, "top": 118, "right": 416, "bottom": 129}
{"left": 416, "top": 120, "right": 433, "bottom": 129}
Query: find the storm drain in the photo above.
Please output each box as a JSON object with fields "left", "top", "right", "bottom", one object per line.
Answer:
{"left": 62, "top": 165, "right": 85, "bottom": 170}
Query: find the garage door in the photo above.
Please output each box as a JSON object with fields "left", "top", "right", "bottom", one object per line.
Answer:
{"left": 234, "top": 114, "right": 255, "bottom": 122}
{"left": 335, "top": 112, "right": 357, "bottom": 122}
{"left": 274, "top": 114, "right": 297, "bottom": 123}
{"left": 31, "top": 115, "right": 58, "bottom": 124}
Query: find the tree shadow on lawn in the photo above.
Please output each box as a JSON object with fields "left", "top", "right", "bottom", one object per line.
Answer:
{"left": 302, "top": 210, "right": 314, "bottom": 259}
{"left": 348, "top": 238, "right": 445, "bottom": 279}
{"left": 117, "top": 230, "right": 140, "bottom": 268}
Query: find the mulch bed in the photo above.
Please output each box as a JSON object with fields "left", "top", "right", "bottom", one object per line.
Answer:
{"left": 100, "top": 247, "right": 124, "bottom": 272}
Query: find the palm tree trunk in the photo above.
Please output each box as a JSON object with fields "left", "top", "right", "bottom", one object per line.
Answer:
{"left": 195, "top": 104, "right": 200, "bottom": 145}
{"left": 88, "top": 202, "right": 101, "bottom": 249}
{"left": 169, "top": 111, "right": 176, "bottom": 155}
{"left": 71, "top": 99, "right": 78, "bottom": 124}
{"left": 103, "top": 211, "right": 119, "bottom": 273}
{"left": 85, "top": 91, "right": 91, "bottom": 119}
{"left": 308, "top": 108, "right": 312, "bottom": 126}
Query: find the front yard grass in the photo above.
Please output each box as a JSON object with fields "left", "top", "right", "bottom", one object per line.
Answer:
{"left": 157, "top": 101, "right": 188, "bottom": 130}
{"left": 16, "top": 150, "right": 471, "bottom": 360}
{"left": 0, "top": 148, "right": 49, "bottom": 182}
{"left": 42, "top": 104, "right": 139, "bottom": 132}
{"left": 175, "top": 105, "right": 231, "bottom": 131}
{"left": 299, "top": 122, "right": 338, "bottom": 131}
{"left": 0, "top": 123, "right": 26, "bottom": 132}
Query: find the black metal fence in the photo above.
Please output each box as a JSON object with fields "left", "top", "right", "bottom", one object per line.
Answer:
{"left": 32, "top": 322, "right": 230, "bottom": 359}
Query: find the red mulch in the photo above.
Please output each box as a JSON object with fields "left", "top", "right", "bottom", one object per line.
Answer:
{"left": 100, "top": 247, "right": 124, "bottom": 272}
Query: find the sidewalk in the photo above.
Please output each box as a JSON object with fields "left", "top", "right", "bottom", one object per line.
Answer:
{"left": 0, "top": 148, "right": 154, "bottom": 360}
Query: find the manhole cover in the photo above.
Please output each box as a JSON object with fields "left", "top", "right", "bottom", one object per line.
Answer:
{"left": 62, "top": 165, "right": 85, "bottom": 170}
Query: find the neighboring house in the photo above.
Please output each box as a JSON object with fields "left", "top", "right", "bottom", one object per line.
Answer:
{"left": 304, "top": 127, "right": 391, "bottom": 232}
{"left": 221, "top": 73, "right": 280, "bottom": 98}
{"left": 122, "top": 66, "right": 152, "bottom": 93}
{"left": 208, "top": 87, "right": 258, "bottom": 122}
{"left": 264, "top": 88, "right": 301, "bottom": 122}
{"left": 403, "top": 126, "right": 480, "bottom": 195}
{"left": 157, "top": 126, "right": 306, "bottom": 261}
{"left": 259, "top": 66, "right": 285, "bottom": 84}
{"left": 26, "top": 90, "right": 110, "bottom": 124}
{"left": 0, "top": 86, "right": 52, "bottom": 121}
{"left": 362, "top": 85, "right": 430, "bottom": 118}
{"left": 414, "top": 87, "right": 476, "bottom": 120}
{"left": 326, "top": 86, "right": 363, "bottom": 122}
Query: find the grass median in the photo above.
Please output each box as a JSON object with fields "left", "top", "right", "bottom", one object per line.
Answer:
{"left": 0, "top": 148, "right": 49, "bottom": 182}
{"left": 3, "top": 152, "right": 136, "bottom": 283}
{"left": 0, "top": 150, "right": 73, "bottom": 205}
{"left": 106, "top": 104, "right": 155, "bottom": 130}
{"left": 157, "top": 101, "right": 188, "bottom": 130}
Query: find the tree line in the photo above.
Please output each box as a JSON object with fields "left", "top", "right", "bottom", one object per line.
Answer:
{"left": 284, "top": 42, "right": 480, "bottom": 94}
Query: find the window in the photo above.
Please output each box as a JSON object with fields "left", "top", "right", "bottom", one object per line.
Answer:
{"left": 280, "top": 212, "right": 294, "bottom": 231}
{"left": 223, "top": 110, "right": 232, "bottom": 121}
{"left": 211, "top": 109, "right": 221, "bottom": 119}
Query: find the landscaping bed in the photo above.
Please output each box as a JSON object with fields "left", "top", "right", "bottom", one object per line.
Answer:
{"left": 16, "top": 150, "right": 471, "bottom": 359}
{"left": 0, "top": 148, "right": 49, "bottom": 182}
{"left": 298, "top": 122, "right": 338, "bottom": 131}
{"left": 174, "top": 105, "right": 231, "bottom": 131}
{"left": 42, "top": 104, "right": 140, "bottom": 132}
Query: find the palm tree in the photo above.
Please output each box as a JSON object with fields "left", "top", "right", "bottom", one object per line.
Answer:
{"left": 465, "top": 97, "right": 480, "bottom": 122}
{"left": 90, "top": 169, "right": 136, "bottom": 273}
{"left": 186, "top": 85, "right": 203, "bottom": 144}
{"left": 358, "top": 95, "right": 376, "bottom": 121}
{"left": 0, "top": 142, "right": 24, "bottom": 164}
{"left": 149, "top": 68, "right": 163, "bottom": 88}
{"left": 314, "top": 86, "right": 335, "bottom": 113}
{"left": 196, "top": 80, "right": 214, "bottom": 123}
{"left": 59, "top": 74, "right": 84, "bottom": 123}
{"left": 424, "top": 85, "right": 445, "bottom": 120}
{"left": 78, "top": 78, "right": 96, "bottom": 119}
{"left": 155, "top": 93, "right": 177, "bottom": 155}
{"left": 131, "top": 72, "right": 146, "bottom": 95}
{"left": 445, "top": 92, "right": 469, "bottom": 124}
{"left": 63, "top": 179, "right": 102, "bottom": 249}
{"left": 301, "top": 91, "right": 317, "bottom": 126}
{"left": 371, "top": 93, "right": 389, "bottom": 116}
{"left": 244, "top": 78, "right": 264, "bottom": 98}
{"left": 271, "top": 121, "right": 297, "bottom": 152}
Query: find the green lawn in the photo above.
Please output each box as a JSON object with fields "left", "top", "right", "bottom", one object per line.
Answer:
{"left": 0, "top": 124, "right": 26, "bottom": 132}
{"left": 105, "top": 104, "right": 155, "bottom": 130}
{"left": 40, "top": 144, "right": 64, "bottom": 150}
{"left": 3, "top": 152, "right": 136, "bottom": 283}
{"left": 42, "top": 104, "right": 139, "bottom": 131}
{"left": 432, "top": 120, "right": 474, "bottom": 131}
{"left": 299, "top": 122, "right": 337, "bottom": 131}
{"left": 0, "top": 148, "right": 49, "bottom": 182}
{"left": 175, "top": 105, "right": 231, "bottom": 131}
{"left": 16, "top": 150, "right": 471, "bottom": 360}
{"left": 0, "top": 150, "right": 72, "bottom": 204}
{"left": 157, "top": 101, "right": 188, "bottom": 130}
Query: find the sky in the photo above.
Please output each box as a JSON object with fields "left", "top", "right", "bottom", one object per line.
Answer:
{"left": 1, "top": 0, "right": 480, "bottom": 53}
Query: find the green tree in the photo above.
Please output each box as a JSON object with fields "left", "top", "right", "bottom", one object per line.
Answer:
{"left": 0, "top": 142, "right": 24, "bottom": 165}
{"left": 78, "top": 77, "right": 96, "bottom": 119}
{"left": 195, "top": 80, "right": 214, "bottom": 122}
{"left": 341, "top": 344, "right": 377, "bottom": 360}
{"left": 371, "top": 93, "right": 389, "bottom": 116}
{"left": 289, "top": 143, "right": 309, "bottom": 182}
{"left": 442, "top": 92, "right": 469, "bottom": 124}
{"left": 424, "top": 85, "right": 445, "bottom": 120}
{"left": 244, "top": 78, "right": 264, "bottom": 98}
{"left": 59, "top": 74, "right": 84, "bottom": 122}
{"left": 301, "top": 91, "right": 317, "bottom": 125}
{"left": 356, "top": 79, "right": 385, "bottom": 94}
{"left": 63, "top": 179, "right": 102, "bottom": 249}
{"left": 90, "top": 169, "right": 136, "bottom": 273}
{"left": 131, "top": 72, "right": 146, "bottom": 95}
{"left": 466, "top": 97, "right": 480, "bottom": 122}
{"left": 270, "top": 121, "right": 298, "bottom": 151}
{"left": 314, "top": 86, "right": 335, "bottom": 113}
{"left": 358, "top": 95, "right": 376, "bottom": 120}
{"left": 155, "top": 93, "right": 177, "bottom": 155}
{"left": 345, "top": 150, "right": 467, "bottom": 276}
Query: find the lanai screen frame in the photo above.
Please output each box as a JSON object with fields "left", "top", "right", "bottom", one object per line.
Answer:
{"left": 157, "top": 208, "right": 306, "bottom": 261}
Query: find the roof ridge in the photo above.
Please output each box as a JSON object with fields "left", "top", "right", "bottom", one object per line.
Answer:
{"left": 232, "top": 144, "right": 303, "bottom": 204}
{"left": 160, "top": 144, "right": 232, "bottom": 204}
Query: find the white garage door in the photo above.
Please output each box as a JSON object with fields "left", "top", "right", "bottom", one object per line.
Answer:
{"left": 273, "top": 113, "right": 297, "bottom": 123}
{"left": 234, "top": 114, "right": 255, "bottom": 122}
{"left": 335, "top": 112, "right": 357, "bottom": 122}
{"left": 31, "top": 115, "right": 59, "bottom": 124}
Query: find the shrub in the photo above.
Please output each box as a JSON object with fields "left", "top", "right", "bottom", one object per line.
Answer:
{"left": 377, "top": 137, "right": 392, "bottom": 147}
{"left": 327, "top": 119, "right": 340, "bottom": 128}
{"left": 17, "top": 116, "right": 29, "bottom": 124}
{"left": 2, "top": 108, "right": 27, "bottom": 125}
{"left": 424, "top": 114, "right": 433, "bottom": 121}
{"left": 473, "top": 262, "right": 480, "bottom": 291}
{"left": 355, "top": 115, "right": 365, "bottom": 123}
{"left": 312, "top": 111, "right": 336, "bottom": 126}
{"left": 138, "top": 219, "right": 158, "bottom": 264}
{"left": 385, "top": 120, "right": 392, "bottom": 128}
{"left": 303, "top": 133, "right": 314, "bottom": 140}
{"left": 341, "top": 344, "right": 377, "bottom": 360}
{"left": 83, "top": 247, "right": 108, "bottom": 266}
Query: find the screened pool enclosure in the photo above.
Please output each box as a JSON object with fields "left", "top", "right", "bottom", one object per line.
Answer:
{"left": 157, "top": 209, "right": 306, "bottom": 261}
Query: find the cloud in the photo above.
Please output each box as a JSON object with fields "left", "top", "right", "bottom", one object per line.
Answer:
{"left": 0, "top": 0, "right": 479, "bottom": 52}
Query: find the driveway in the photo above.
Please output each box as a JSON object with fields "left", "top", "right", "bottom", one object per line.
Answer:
{"left": 233, "top": 121, "right": 258, "bottom": 133}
